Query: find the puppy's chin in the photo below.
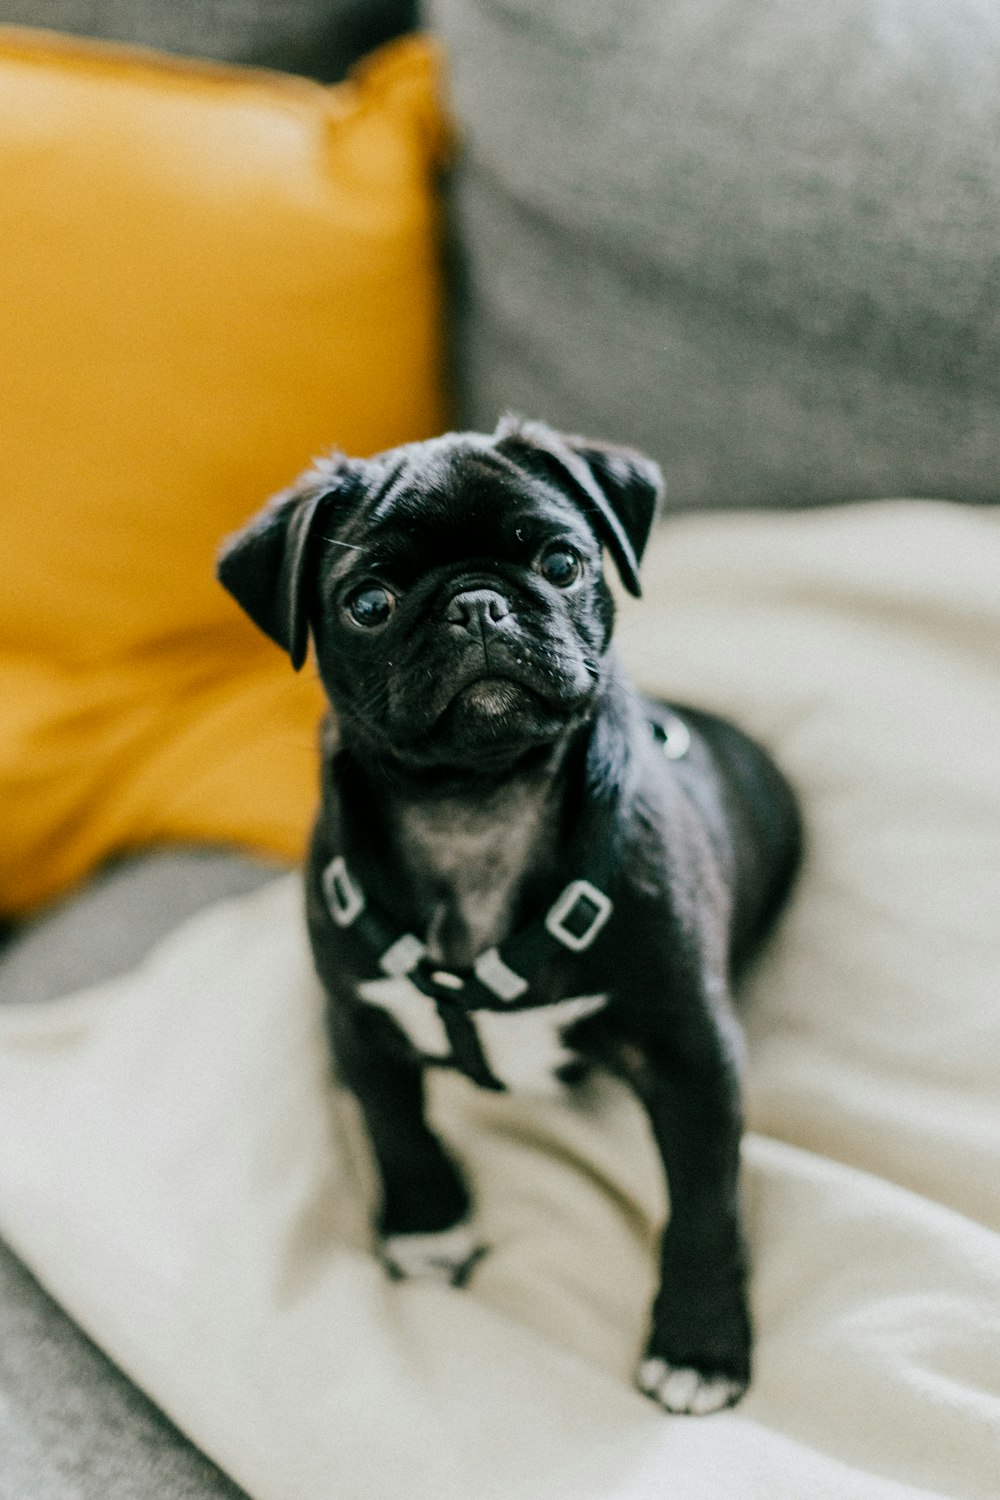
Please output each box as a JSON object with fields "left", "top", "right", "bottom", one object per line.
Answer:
{"left": 451, "top": 676, "right": 536, "bottom": 722}
{"left": 386, "top": 675, "right": 586, "bottom": 774}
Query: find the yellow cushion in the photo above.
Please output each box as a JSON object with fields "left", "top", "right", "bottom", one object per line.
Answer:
{"left": 0, "top": 27, "right": 449, "bottom": 916}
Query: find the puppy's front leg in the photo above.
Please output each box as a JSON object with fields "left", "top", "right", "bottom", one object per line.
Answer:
{"left": 327, "top": 995, "right": 478, "bottom": 1284}
{"left": 621, "top": 1008, "right": 751, "bottom": 1415}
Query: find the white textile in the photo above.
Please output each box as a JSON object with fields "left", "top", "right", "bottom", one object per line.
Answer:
{"left": 1, "top": 500, "right": 998, "bottom": 1499}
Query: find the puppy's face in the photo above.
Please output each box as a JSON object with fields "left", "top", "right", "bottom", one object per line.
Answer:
{"left": 218, "top": 419, "right": 663, "bottom": 773}
{"left": 313, "top": 451, "right": 608, "bottom": 768}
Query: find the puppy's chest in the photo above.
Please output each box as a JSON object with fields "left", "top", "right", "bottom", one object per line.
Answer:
{"left": 395, "top": 798, "right": 543, "bottom": 964}
{"left": 351, "top": 799, "right": 608, "bottom": 1097}
{"left": 355, "top": 973, "right": 607, "bottom": 1097}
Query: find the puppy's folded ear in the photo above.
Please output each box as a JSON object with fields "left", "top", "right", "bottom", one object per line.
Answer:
{"left": 217, "top": 455, "right": 361, "bottom": 669}
{"left": 494, "top": 416, "right": 664, "bottom": 597}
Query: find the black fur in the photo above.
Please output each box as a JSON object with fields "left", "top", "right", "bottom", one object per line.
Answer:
{"left": 218, "top": 418, "right": 801, "bottom": 1412}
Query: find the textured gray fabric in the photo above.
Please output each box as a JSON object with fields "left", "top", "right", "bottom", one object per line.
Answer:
{"left": 0, "top": 1240, "right": 248, "bottom": 1500}
{"left": 428, "top": 0, "right": 1000, "bottom": 508}
{"left": 0, "top": 848, "right": 285, "bottom": 1005}
{"left": 0, "top": 0, "right": 416, "bottom": 80}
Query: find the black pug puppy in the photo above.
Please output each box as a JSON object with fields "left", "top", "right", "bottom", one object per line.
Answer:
{"left": 218, "top": 416, "right": 801, "bottom": 1415}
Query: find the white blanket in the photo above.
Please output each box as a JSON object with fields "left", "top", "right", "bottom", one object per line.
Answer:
{"left": 1, "top": 501, "right": 998, "bottom": 1500}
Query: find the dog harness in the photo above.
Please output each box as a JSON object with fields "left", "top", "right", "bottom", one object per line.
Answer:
{"left": 323, "top": 712, "right": 690, "bottom": 1093}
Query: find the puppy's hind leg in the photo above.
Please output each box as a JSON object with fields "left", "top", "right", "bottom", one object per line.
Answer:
{"left": 328, "top": 997, "right": 480, "bottom": 1285}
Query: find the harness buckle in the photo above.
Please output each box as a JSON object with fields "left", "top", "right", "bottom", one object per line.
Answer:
{"left": 429, "top": 969, "right": 465, "bottom": 993}
{"left": 661, "top": 713, "right": 691, "bottom": 761}
{"left": 651, "top": 712, "right": 691, "bottom": 761}
{"left": 544, "top": 879, "right": 613, "bottom": 952}
{"left": 474, "top": 946, "right": 529, "bottom": 1002}
{"left": 322, "top": 856, "right": 366, "bottom": 928}
{"left": 379, "top": 932, "right": 426, "bottom": 977}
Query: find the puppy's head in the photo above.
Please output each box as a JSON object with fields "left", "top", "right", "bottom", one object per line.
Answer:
{"left": 218, "top": 418, "right": 662, "bottom": 772}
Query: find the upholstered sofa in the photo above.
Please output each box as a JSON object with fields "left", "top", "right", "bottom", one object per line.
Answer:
{"left": 1, "top": 4, "right": 998, "bottom": 1497}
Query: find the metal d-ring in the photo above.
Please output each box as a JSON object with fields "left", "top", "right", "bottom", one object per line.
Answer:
{"left": 659, "top": 713, "right": 691, "bottom": 761}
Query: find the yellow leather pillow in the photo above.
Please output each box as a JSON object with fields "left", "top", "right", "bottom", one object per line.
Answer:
{"left": 0, "top": 27, "right": 449, "bottom": 916}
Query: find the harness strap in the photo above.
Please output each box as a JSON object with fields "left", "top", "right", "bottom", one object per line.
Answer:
{"left": 323, "top": 710, "right": 689, "bottom": 1073}
{"left": 324, "top": 856, "right": 615, "bottom": 1014}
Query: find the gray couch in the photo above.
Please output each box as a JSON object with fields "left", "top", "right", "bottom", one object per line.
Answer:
{"left": 2, "top": 0, "right": 998, "bottom": 1494}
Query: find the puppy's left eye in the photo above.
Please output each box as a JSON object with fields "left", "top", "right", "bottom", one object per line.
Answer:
{"left": 539, "top": 546, "right": 582, "bottom": 588}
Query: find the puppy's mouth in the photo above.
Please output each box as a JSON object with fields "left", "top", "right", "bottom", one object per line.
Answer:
{"left": 383, "top": 668, "right": 592, "bottom": 772}
{"left": 441, "top": 664, "right": 590, "bottom": 743}
{"left": 450, "top": 674, "right": 541, "bottom": 718}
{"left": 437, "top": 660, "right": 594, "bottom": 731}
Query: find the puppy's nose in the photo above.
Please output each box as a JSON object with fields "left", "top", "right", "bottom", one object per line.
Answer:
{"left": 446, "top": 588, "right": 512, "bottom": 633}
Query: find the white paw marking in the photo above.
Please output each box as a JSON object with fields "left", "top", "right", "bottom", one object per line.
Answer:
{"left": 638, "top": 1359, "right": 745, "bottom": 1415}
{"left": 382, "top": 1223, "right": 481, "bottom": 1284}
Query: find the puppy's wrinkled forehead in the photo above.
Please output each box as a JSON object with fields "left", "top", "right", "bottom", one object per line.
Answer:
{"left": 330, "top": 438, "right": 591, "bottom": 580}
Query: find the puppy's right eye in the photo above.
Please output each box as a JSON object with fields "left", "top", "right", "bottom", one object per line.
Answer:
{"left": 345, "top": 583, "right": 396, "bottom": 629}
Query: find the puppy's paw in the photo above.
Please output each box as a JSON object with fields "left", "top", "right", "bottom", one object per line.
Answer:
{"left": 642, "top": 1260, "right": 751, "bottom": 1414}
{"left": 638, "top": 1358, "right": 746, "bottom": 1415}
{"left": 381, "top": 1223, "right": 483, "bottom": 1286}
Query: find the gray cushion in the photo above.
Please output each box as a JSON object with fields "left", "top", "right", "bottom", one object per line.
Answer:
{"left": 0, "top": 0, "right": 416, "bottom": 80}
{"left": 0, "top": 849, "right": 284, "bottom": 1005}
{"left": 428, "top": 0, "right": 1000, "bottom": 507}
